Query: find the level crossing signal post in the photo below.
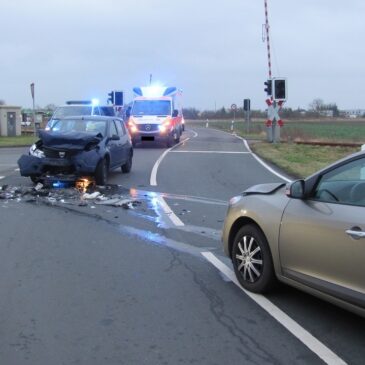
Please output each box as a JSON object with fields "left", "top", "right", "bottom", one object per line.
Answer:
{"left": 264, "top": 78, "right": 287, "bottom": 143}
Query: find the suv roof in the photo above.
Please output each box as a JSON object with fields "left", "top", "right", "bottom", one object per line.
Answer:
{"left": 51, "top": 104, "right": 116, "bottom": 118}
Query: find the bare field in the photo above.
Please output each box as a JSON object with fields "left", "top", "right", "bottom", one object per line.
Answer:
{"left": 186, "top": 118, "right": 365, "bottom": 143}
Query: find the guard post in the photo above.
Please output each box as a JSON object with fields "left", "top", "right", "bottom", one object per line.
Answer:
{"left": 231, "top": 103, "right": 237, "bottom": 133}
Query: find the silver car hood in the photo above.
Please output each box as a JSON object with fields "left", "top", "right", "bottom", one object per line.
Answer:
{"left": 242, "top": 182, "right": 286, "bottom": 196}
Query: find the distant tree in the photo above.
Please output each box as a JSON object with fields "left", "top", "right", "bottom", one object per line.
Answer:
{"left": 216, "top": 107, "right": 227, "bottom": 119}
{"left": 326, "top": 103, "right": 339, "bottom": 117}
{"left": 0, "top": 99, "right": 5, "bottom": 105}
{"left": 182, "top": 107, "right": 200, "bottom": 119}
{"left": 45, "top": 103, "right": 57, "bottom": 112}
{"left": 309, "top": 98, "right": 324, "bottom": 112}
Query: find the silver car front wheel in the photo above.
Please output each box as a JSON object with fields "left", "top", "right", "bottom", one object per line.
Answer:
{"left": 232, "top": 224, "right": 276, "bottom": 293}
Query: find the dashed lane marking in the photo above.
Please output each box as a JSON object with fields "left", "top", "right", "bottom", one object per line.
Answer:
{"left": 0, "top": 176, "right": 4, "bottom": 180}
{"left": 201, "top": 252, "right": 347, "bottom": 365}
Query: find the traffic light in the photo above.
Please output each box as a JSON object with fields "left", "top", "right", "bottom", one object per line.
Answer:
{"left": 108, "top": 91, "right": 114, "bottom": 104}
{"left": 114, "top": 91, "right": 123, "bottom": 106}
{"left": 264, "top": 79, "right": 272, "bottom": 96}
{"left": 243, "top": 99, "right": 250, "bottom": 111}
{"left": 273, "top": 78, "right": 287, "bottom": 101}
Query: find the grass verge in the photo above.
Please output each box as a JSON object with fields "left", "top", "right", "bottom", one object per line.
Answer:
{"left": 0, "top": 135, "right": 38, "bottom": 147}
{"left": 250, "top": 142, "right": 360, "bottom": 178}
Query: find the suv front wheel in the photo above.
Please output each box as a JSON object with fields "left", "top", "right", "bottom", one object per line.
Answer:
{"left": 95, "top": 158, "right": 108, "bottom": 185}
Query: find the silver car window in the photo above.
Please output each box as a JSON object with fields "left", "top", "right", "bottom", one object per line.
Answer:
{"left": 313, "top": 157, "right": 365, "bottom": 206}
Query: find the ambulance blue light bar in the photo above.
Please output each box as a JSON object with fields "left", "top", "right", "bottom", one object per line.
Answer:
{"left": 133, "top": 85, "right": 177, "bottom": 98}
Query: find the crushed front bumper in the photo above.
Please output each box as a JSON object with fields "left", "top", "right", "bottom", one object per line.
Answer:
{"left": 18, "top": 150, "right": 101, "bottom": 178}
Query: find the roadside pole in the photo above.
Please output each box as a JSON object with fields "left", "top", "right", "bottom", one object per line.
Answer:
{"left": 244, "top": 99, "right": 251, "bottom": 134}
{"left": 30, "top": 83, "right": 36, "bottom": 136}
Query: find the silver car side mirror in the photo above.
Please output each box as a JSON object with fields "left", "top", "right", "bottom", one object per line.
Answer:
{"left": 286, "top": 180, "right": 305, "bottom": 199}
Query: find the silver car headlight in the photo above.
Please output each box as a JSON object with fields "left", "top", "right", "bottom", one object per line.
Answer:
{"left": 29, "top": 144, "right": 45, "bottom": 158}
{"left": 229, "top": 195, "right": 242, "bottom": 206}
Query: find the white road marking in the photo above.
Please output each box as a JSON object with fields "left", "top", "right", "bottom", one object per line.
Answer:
{"left": 170, "top": 151, "right": 250, "bottom": 154}
{"left": 150, "top": 149, "right": 171, "bottom": 186}
{"left": 217, "top": 130, "right": 292, "bottom": 183}
{"left": 0, "top": 176, "right": 5, "bottom": 180}
{"left": 156, "top": 195, "right": 184, "bottom": 226}
{"left": 150, "top": 138, "right": 190, "bottom": 186}
{"left": 150, "top": 129, "right": 197, "bottom": 186}
{"left": 150, "top": 137, "right": 191, "bottom": 226}
{"left": 14, "top": 168, "right": 20, "bottom": 171}
{"left": 201, "top": 252, "right": 347, "bottom": 365}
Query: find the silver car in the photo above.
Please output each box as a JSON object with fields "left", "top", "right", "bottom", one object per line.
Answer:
{"left": 222, "top": 150, "right": 365, "bottom": 316}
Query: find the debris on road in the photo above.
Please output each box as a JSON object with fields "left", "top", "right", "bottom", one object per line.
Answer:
{"left": 34, "top": 182, "right": 44, "bottom": 191}
{"left": 0, "top": 183, "right": 142, "bottom": 211}
{"left": 82, "top": 191, "right": 101, "bottom": 200}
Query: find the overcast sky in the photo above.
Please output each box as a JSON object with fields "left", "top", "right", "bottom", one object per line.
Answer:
{"left": 1, "top": 0, "right": 365, "bottom": 110}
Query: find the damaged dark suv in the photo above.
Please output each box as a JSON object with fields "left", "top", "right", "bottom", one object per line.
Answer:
{"left": 18, "top": 116, "right": 133, "bottom": 185}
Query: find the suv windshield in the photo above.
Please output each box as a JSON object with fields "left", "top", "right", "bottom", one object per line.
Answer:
{"left": 100, "top": 106, "right": 115, "bottom": 116}
{"left": 132, "top": 100, "right": 171, "bottom": 116}
{"left": 50, "top": 119, "right": 107, "bottom": 136}
{"left": 53, "top": 106, "right": 93, "bottom": 118}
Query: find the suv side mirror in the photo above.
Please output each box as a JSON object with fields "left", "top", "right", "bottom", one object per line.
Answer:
{"left": 172, "top": 109, "right": 178, "bottom": 117}
{"left": 110, "top": 134, "right": 120, "bottom": 141}
{"left": 285, "top": 180, "right": 305, "bottom": 199}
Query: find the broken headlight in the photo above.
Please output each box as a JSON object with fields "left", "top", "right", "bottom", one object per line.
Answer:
{"left": 29, "top": 143, "right": 45, "bottom": 158}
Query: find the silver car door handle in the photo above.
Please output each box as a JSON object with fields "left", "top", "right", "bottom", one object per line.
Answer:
{"left": 346, "top": 229, "right": 365, "bottom": 239}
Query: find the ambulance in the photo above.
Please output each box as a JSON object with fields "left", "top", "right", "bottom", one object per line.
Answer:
{"left": 127, "top": 86, "right": 184, "bottom": 147}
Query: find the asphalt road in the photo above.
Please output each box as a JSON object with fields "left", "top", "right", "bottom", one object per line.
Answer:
{"left": 0, "top": 127, "right": 364, "bottom": 365}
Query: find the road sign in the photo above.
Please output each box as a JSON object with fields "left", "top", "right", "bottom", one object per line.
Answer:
{"left": 266, "top": 99, "right": 284, "bottom": 127}
{"left": 231, "top": 103, "right": 237, "bottom": 111}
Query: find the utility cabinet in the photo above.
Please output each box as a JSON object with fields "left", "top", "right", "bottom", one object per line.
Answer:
{"left": 0, "top": 106, "right": 22, "bottom": 136}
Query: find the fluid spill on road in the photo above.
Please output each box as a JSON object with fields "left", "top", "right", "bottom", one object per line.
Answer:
{"left": 0, "top": 182, "right": 224, "bottom": 240}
